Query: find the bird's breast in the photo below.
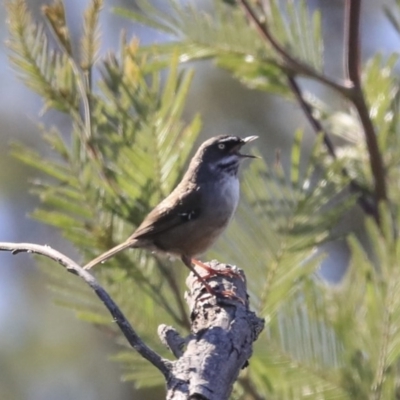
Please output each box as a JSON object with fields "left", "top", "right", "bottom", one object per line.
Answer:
{"left": 202, "top": 175, "right": 240, "bottom": 226}
{"left": 171, "top": 176, "right": 239, "bottom": 256}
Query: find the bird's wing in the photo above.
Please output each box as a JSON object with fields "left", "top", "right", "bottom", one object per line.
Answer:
{"left": 130, "top": 185, "right": 202, "bottom": 241}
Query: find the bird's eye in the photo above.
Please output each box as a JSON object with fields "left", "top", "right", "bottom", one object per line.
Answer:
{"left": 218, "top": 143, "right": 225, "bottom": 150}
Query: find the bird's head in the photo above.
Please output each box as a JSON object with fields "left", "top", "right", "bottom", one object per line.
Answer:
{"left": 191, "top": 135, "right": 258, "bottom": 178}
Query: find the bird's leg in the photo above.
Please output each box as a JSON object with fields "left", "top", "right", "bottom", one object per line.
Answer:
{"left": 181, "top": 256, "right": 245, "bottom": 304}
{"left": 191, "top": 258, "right": 244, "bottom": 281}
{"left": 181, "top": 255, "right": 218, "bottom": 296}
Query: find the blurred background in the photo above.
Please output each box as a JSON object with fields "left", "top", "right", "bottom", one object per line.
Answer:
{"left": 0, "top": 0, "right": 399, "bottom": 399}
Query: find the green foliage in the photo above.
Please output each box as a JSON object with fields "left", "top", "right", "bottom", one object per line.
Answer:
{"left": 6, "top": 0, "right": 79, "bottom": 113}
{"left": 7, "top": 3, "right": 200, "bottom": 392}
{"left": 116, "top": 0, "right": 291, "bottom": 97}
{"left": 266, "top": 0, "right": 323, "bottom": 70}
{"left": 80, "top": 0, "right": 102, "bottom": 70}
{"left": 6, "top": 0, "right": 400, "bottom": 399}
{"left": 212, "top": 134, "right": 351, "bottom": 399}
{"left": 114, "top": 0, "right": 323, "bottom": 97}
{"left": 362, "top": 54, "right": 399, "bottom": 155}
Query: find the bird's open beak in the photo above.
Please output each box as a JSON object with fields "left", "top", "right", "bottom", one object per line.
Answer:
{"left": 242, "top": 135, "right": 258, "bottom": 144}
{"left": 238, "top": 135, "right": 259, "bottom": 158}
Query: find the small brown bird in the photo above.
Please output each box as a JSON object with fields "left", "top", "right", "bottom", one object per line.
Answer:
{"left": 84, "top": 135, "right": 258, "bottom": 296}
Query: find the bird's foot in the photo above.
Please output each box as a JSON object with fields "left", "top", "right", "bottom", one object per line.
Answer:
{"left": 216, "top": 289, "right": 246, "bottom": 305}
{"left": 181, "top": 255, "right": 246, "bottom": 304}
{"left": 191, "top": 258, "right": 244, "bottom": 281}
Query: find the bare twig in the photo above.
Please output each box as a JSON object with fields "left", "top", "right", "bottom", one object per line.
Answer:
{"left": 238, "top": 0, "right": 353, "bottom": 95}
{"left": 42, "top": 5, "right": 93, "bottom": 143}
{"left": 158, "top": 324, "right": 185, "bottom": 358}
{"left": 41, "top": 3, "right": 128, "bottom": 203}
{"left": 287, "top": 75, "right": 379, "bottom": 220}
{"left": 287, "top": 76, "right": 337, "bottom": 159}
{"left": 344, "top": 0, "right": 387, "bottom": 207}
{"left": 0, "top": 242, "right": 171, "bottom": 378}
{"left": 89, "top": 239, "right": 185, "bottom": 325}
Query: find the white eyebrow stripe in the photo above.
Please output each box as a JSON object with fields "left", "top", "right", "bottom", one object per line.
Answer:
{"left": 218, "top": 136, "right": 240, "bottom": 143}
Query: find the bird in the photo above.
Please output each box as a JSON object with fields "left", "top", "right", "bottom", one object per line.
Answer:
{"left": 84, "top": 135, "right": 258, "bottom": 297}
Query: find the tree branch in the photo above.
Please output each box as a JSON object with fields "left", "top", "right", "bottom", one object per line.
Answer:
{"left": 0, "top": 244, "right": 264, "bottom": 400}
{"left": 158, "top": 324, "right": 185, "bottom": 358}
{"left": 345, "top": 0, "right": 361, "bottom": 87}
{"left": 239, "top": 0, "right": 385, "bottom": 221}
{"left": 344, "top": 0, "right": 387, "bottom": 208}
{"left": 0, "top": 242, "right": 172, "bottom": 378}
{"left": 165, "top": 261, "right": 265, "bottom": 400}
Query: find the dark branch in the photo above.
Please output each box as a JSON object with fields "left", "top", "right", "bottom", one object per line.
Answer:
{"left": 345, "top": 0, "right": 361, "bottom": 87}
{"left": 344, "top": 0, "right": 387, "bottom": 207}
{"left": 0, "top": 242, "right": 171, "bottom": 378}
{"left": 239, "top": 0, "right": 386, "bottom": 220}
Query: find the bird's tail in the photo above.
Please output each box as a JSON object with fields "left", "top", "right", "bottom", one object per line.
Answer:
{"left": 84, "top": 240, "right": 135, "bottom": 270}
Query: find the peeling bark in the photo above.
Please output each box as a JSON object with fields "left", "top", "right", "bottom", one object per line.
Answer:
{"left": 159, "top": 261, "right": 264, "bottom": 400}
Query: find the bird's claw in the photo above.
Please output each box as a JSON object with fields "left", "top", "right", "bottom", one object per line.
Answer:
{"left": 191, "top": 258, "right": 244, "bottom": 281}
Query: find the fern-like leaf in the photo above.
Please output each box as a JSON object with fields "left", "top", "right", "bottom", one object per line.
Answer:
{"left": 6, "top": 0, "right": 79, "bottom": 113}
{"left": 80, "top": 0, "right": 103, "bottom": 70}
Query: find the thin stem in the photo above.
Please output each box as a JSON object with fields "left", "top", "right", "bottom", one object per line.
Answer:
{"left": 287, "top": 76, "right": 336, "bottom": 158}
{"left": 0, "top": 242, "right": 172, "bottom": 378}
{"left": 157, "top": 260, "right": 191, "bottom": 329}
{"left": 287, "top": 75, "right": 379, "bottom": 221}
{"left": 238, "top": 0, "right": 353, "bottom": 95}
{"left": 43, "top": 15, "right": 93, "bottom": 142}
{"left": 238, "top": 376, "right": 264, "bottom": 400}
{"left": 42, "top": 11, "right": 124, "bottom": 199}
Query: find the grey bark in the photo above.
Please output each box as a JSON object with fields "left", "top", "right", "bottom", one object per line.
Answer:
{"left": 158, "top": 261, "right": 264, "bottom": 400}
